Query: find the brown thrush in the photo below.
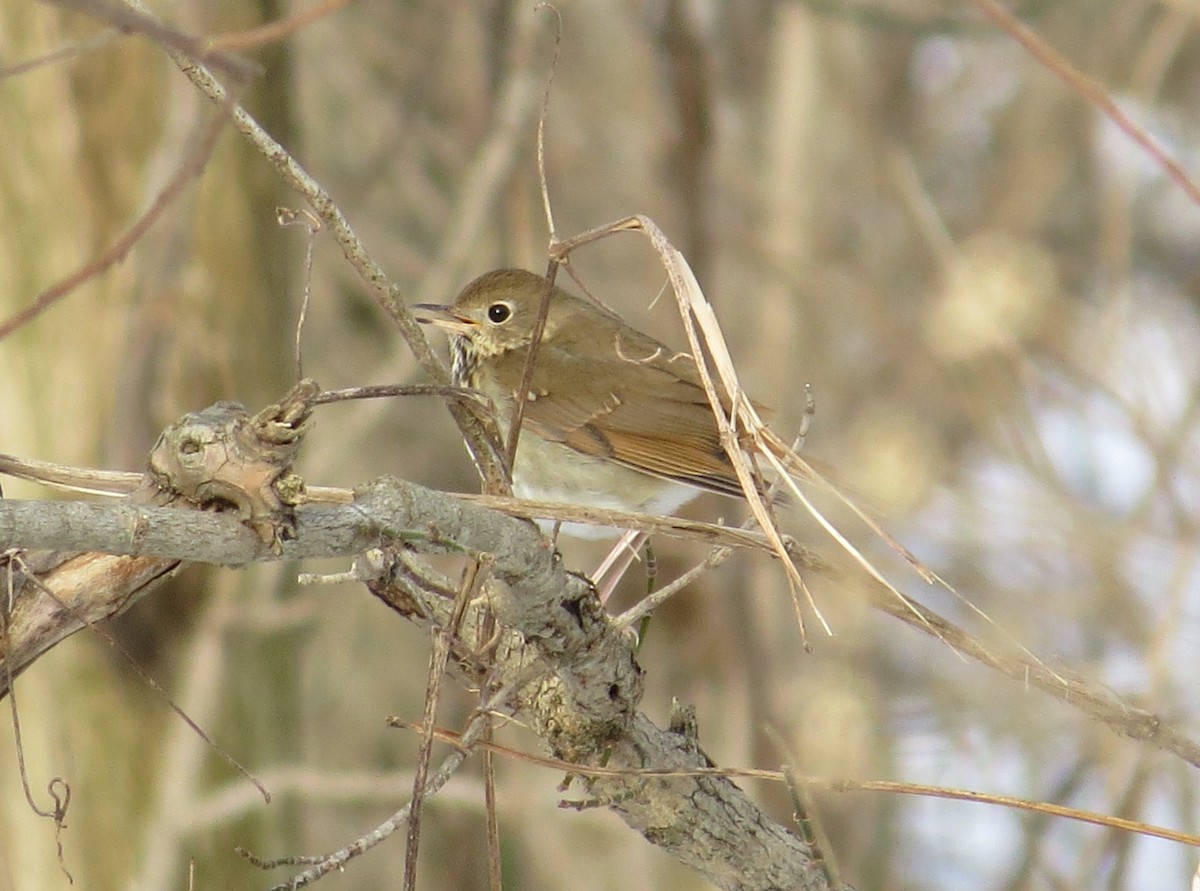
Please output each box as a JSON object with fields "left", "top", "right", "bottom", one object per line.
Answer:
{"left": 414, "top": 268, "right": 760, "bottom": 538}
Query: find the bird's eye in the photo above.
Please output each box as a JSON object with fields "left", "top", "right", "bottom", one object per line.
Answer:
{"left": 487, "top": 302, "right": 512, "bottom": 324}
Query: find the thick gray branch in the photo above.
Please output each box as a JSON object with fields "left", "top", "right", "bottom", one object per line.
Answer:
{"left": 1, "top": 476, "right": 833, "bottom": 891}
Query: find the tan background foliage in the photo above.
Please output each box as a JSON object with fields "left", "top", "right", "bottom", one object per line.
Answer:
{"left": 2, "top": 1, "right": 1199, "bottom": 889}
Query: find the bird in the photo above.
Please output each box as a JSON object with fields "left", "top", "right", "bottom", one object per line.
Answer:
{"left": 413, "top": 268, "right": 763, "bottom": 538}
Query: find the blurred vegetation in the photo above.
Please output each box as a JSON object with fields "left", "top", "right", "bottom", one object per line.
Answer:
{"left": 3, "top": 1, "right": 1200, "bottom": 889}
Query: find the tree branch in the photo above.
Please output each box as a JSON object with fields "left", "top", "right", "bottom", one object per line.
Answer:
{"left": 1, "top": 390, "right": 836, "bottom": 891}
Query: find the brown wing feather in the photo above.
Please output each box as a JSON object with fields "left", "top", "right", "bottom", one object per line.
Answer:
{"left": 491, "top": 339, "right": 751, "bottom": 497}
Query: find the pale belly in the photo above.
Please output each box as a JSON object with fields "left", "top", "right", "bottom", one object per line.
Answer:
{"left": 511, "top": 433, "right": 700, "bottom": 540}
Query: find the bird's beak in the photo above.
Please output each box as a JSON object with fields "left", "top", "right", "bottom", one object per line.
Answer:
{"left": 411, "top": 303, "right": 476, "bottom": 335}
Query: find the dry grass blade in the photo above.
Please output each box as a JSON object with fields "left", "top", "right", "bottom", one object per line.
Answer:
{"left": 460, "top": 494, "right": 815, "bottom": 559}
{"left": 665, "top": 246, "right": 928, "bottom": 636}
{"left": 654, "top": 238, "right": 829, "bottom": 640}
{"left": 0, "top": 454, "right": 141, "bottom": 496}
{"left": 761, "top": 435, "right": 1062, "bottom": 676}
{"left": 543, "top": 213, "right": 1053, "bottom": 676}
{"left": 547, "top": 215, "right": 1055, "bottom": 667}
{"left": 549, "top": 216, "right": 832, "bottom": 636}
{"left": 394, "top": 719, "right": 1200, "bottom": 849}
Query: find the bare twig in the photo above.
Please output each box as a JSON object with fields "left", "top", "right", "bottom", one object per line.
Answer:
{"left": 0, "top": 99, "right": 234, "bottom": 341}
{"left": 404, "top": 558, "right": 492, "bottom": 890}
{"left": 276, "top": 207, "right": 322, "bottom": 380}
{"left": 0, "top": 28, "right": 121, "bottom": 79}
{"left": 971, "top": 0, "right": 1200, "bottom": 207}
{"left": 9, "top": 556, "right": 269, "bottom": 803}
{"left": 128, "top": 3, "right": 508, "bottom": 487}
{"left": 257, "top": 709, "right": 495, "bottom": 890}
{"left": 205, "top": 0, "right": 352, "bottom": 53}
{"left": 614, "top": 544, "right": 733, "bottom": 629}
{"left": 1, "top": 555, "right": 73, "bottom": 884}
{"left": 44, "top": 0, "right": 258, "bottom": 80}
{"left": 502, "top": 5, "right": 564, "bottom": 482}
{"left": 392, "top": 719, "right": 1200, "bottom": 849}
{"left": 503, "top": 263, "right": 558, "bottom": 478}
{"left": 534, "top": 3, "right": 564, "bottom": 245}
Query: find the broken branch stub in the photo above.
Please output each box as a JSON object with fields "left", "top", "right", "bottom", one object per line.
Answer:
{"left": 0, "top": 381, "right": 323, "bottom": 699}
{"left": 144, "top": 379, "right": 320, "bottom": 552}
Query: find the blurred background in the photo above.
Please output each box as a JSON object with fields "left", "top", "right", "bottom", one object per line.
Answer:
{"left": 3, "top": 0, "right": 1200, "bottom": 888}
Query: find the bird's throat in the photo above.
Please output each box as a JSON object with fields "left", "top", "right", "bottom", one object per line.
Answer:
{"left": 449, "top": 334, "right": 521, "bottom": 387}
{"left": 448, "top": 336, "right": 479, "bottom": 387}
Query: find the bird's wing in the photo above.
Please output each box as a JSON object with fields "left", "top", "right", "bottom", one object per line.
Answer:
{"left": 491, "top": 342, "right": 750, "bottom": 498}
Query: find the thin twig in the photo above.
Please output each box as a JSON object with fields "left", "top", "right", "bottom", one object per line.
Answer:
{"left": 262, "top": 709, "right": 496, "bottom": 890}
{"left": 503, "top": 264, "right": 559, "bottom": 475}
{"left": 0, "top": 98, "right": 235, "bottom": 341}
{"left": 11, "top": 555, "right": 270, "bottom": 803}
{"left": 43, "top": 0, "right": 256, "bottom": 77}
{"left": 206, "top": 0, "right": 352, "bottom": 53}
{"left": 534, "top": 3, "right": 564, "bottom": 245}
{"left": 615, "top": 545, "right": 732, "bottom": 629}
{"left": 313, "top": 385, "right": 493, "bottom": 411}
{"left": 139, "top": 7, "right": 507, "bottom": 487}
{"left": 503, "top": 5, "right": 565, "bottom": 480}
{"left": 971, "top": 0, "right": 1200, "bottom": 207}
{"left": 390, "top": 718, "right": 1200, "bottom": 849}
{"left": 0, "top": 28, "right": 121, "bottom": 79}
{"left": 1, "top": 555, "right": 73, "bottom": 884}
{"left": 44, "top": 0, "right": 259, "bottom": 80}
{"left": 405, "top": 558, "right": 492, "bottom": 890}
{"left": 277, "top": 207, "right": 322, "bottom": 381}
